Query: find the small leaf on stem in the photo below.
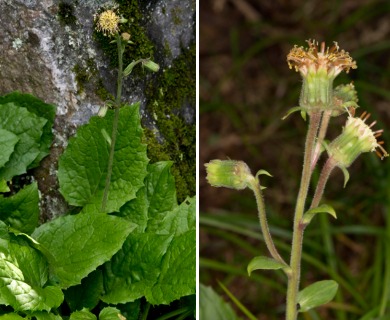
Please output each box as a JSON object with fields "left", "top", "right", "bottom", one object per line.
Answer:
{"left": 297, "top": 280, "right": 338, "bottom": 312}
{"left": 247, "top": 256, "right": 287, "bottom": 276}
{"left": 340, "top": 166, "right": 350, "bottom": 187}
{"left": 302, "top": 204, "right": 337, "bottom": 225}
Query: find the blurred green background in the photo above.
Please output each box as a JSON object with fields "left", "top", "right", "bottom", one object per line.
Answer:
{"left": 199, "top": 0, "right": 390, "bottom": 319}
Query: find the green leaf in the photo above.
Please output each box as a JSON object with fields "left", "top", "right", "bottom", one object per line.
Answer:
{"left": 64, "top": 269, "right": 103, "bottom": 311}
{"left": 70, "top": 309, "right": 96, "bottom": 320}
{"left": 0, "top": 182, "right": 39, "bottom": 233}
{"left": 340, "top": 166, "right": 350, "bottom": 187}
{"left": 0, "top": 180, "right": 9, "bottom": 193}
{"left": 297, "top": 280, "right": 339, "bottom": 312}
{"left": 255, "top": 169, "right": 272, "bottom": 178}
{"left": 32, "top": 312, "right": 63, "bottom": 320}
{"left": 58, "top": 104, "right": 148, "bottom": 214}
{"left": 0, "top": 233, "right": 63, "bottom": 311}
{"left": 247, "top": 256, "right": 287, "bottom": 276}
{"left": 218, "top": 282, "right": 257, "bottom": 320}
{"left": 282, "top": 106, "right": 305, "bottom": 120}
{"left": 0, "top": 314, "right": 26, "bottom": 320}
{"left": 99, "top": 307, "right": 124, "bottom": 320}
{"left": 148, "top": 229, "right": 195, "bottom": 304}
{"left": 199, "top": 284, "right": 241, "bottom": 320}
{"left": 116, "top": 301, "right": 140, "bottom": 320}
{"left": 0, "top": 129, "right": 19, "bottom": 168}
{"left": 101, "top": 163, "right": 195, "bottom": 305}
{"left": 117, "top": 162, "right": 178, "bottom": 231}
{"left": 32, "top": 212, "right": 136, "bottom": 288}
{"left": 123, "top": 60, "right": 141, "bottom": 77}
{"left": 0, "top": 92, "right": 56, "bottom": 168}
{"left": 302, "top": 204, "right": 337, "bottom": 225}
{"left": 0, "top": 103, "right": 47, "bottom": 180}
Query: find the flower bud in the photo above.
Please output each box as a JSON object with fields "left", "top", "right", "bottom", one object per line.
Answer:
{"left": 142, "top": 59, "right": 160, "bottom": 73}
{"left": 205, "top": 160, "right": 254, "bottom": 190}
{"left": 327, "top": 112, "right": 388, "bottom": 168}
{"left": 121, "top": 32, "right": 131, "bottom": 41}
{"left": 331, "top": 83, "right": 359, "bottom": 117}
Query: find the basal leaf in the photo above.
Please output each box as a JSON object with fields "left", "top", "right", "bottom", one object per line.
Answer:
{"left": 58, "top": 104, "right": 148, "bottom": 214}
{"left": 199, "top": 284, "right": 241, "bottom": 320}
{"left": 247, "top": 256, "right": 287, "bottom": 276}
{"left": 297, "top": 280, "right": 339, "bottom": 312}
{"left": 0, "top": 103, "right": 47, "bottom": 180}
{"left": 102, "top": 191, "right": 195, "bottom": 305}
{"left": 0, "top": 234, "right": 63, "bottom": 311}
{"left": 32, "top": 312, "right": 63, "bottom": 320}
{"left": 64, "top": 269, "right": 104, "bottom": 311}
{"left": 102, "top": 233, "right": 174, "bottom": 303}
{"left": 0, "top": 182, "right": 39, "bottom": 234}
{"left": 99, "top": 307, "right": 124, "bottom": 320}
{"left": 0, "top": 129, "right": 19, "bottom": 168}
{"left": 146, "top": 229, "right": 195, "bottom": 304}
{"left": 0, "top": 92, "right": 56, "bottom": 168}
{"left": 32, "top": 212, "right": 136, "bottom": 288}
{"left": 69, "top": 309, "right": 96, "bottom": 320}
{"left": 0, "top": 180, "right": 9, "bottom": 193}
{"left": 0, "top": 314, "right": 26, "bottom": 320}
{"left": 118, "top": 161, "right": 177, "bottom": 231}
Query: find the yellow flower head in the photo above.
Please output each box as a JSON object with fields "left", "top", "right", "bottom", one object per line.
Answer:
{"left": 287, "top": 40, "right": 357, "bottom": 79}
{"left": 94, "top": 9, "right": 120, "bottom": 36}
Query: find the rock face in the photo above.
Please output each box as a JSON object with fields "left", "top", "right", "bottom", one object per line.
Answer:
{"left": 0, "top": 0, "right": 196, "bottom": 219}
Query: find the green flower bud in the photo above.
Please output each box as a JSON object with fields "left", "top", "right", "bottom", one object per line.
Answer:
{"left": 327, "top": 112, "right": 388, "bottom": 168}
{"left": 331, "top": 83, "right": 359, "bottom": 117}
{"left": 142, "top": 59, "right": 160, "bottom": 72}
{"left": 205, "top": 160, "right": 254, "bottom": 190}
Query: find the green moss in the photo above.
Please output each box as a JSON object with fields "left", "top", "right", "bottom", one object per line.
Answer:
{"left": 145, "top": 44, "right": 196, "bottom": 202}
{"left": 73, "top": 64, "right": 88, "bottom": 94}
{"left": 171, "top": 7, "right": 183, "bottom": 26}
{"left": 73, "top": 60, "right": 113, "bottom": 101}
{"left": 95, "top": 79, "right": 114, "bottom": 101}
{"left": 58, "top": 2, "right": 77, "bottom": 25}
{"left": 93, "top": 0, "right": 155, "bottom": 71}
{"left": 163, "top": 40, "right": 172, "bottom": 60}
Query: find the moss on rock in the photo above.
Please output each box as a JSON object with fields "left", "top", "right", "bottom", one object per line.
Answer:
{"left": 145, "top": 43, "right": 196, "bottom": 202}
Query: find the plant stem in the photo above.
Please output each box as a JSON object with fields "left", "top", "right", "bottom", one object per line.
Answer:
{"left": 250, "top": 179, "right": 287, "bottom": 266}
{"left": 102, "top": 34, "right": 124, "bottom": 212}
{"left": 286, "top": 111, "right": 321, "bottom": 320}
{"left": 310, "top": 157, "right": 337, "bottom": 210}
{"left": 311, "top": 110, "right": 331, "bottom": 171}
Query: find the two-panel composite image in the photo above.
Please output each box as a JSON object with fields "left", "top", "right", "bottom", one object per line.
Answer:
{"left": 1, "top": 0, "right": 390, "bottom": 319}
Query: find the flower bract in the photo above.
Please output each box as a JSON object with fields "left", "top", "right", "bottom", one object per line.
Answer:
{"left": 327, "top": 112, "right": 388, "bottom": 168}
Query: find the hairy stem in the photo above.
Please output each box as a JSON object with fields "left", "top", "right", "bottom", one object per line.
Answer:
{"left": 311, "top": 110, "right": 331, "bottom": 171}
{"left": 250, "top": 179, "right": 287, "bottom": 266}
{"left": 102, "top": 34, "right": 124, "bottom": 211}
{"left": 310, "top": 157, "right": 337, "bottom": 209}
{"left": 286, "top": 111, "right": 321, "bottom": 320}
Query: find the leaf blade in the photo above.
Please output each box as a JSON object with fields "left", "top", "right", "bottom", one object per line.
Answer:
{"left": 297, "top": 280, "right": 339, "bottom": 312}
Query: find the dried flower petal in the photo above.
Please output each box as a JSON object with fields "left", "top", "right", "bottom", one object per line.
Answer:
{"left": 287, "top": 40, "right": 357, "bottom": 78}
